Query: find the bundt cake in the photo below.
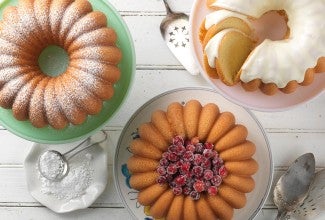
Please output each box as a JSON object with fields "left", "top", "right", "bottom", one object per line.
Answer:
{"left": 200, "top": 0, "right": 325, "bottom": 95}
{"left": 0, "top": 0, "right": 122, "bottom": 129}
{"left": 127, "top": 100, "right": 258, "bottom": 220}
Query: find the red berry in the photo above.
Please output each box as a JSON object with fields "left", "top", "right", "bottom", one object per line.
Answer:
{"left": 157, "top": 166, "right": 166, "bottom": 175}
{"left": 183, "top": 186, "right": 191, "bottom": 195}
{"left": 202, "top": 158, "right": 211, "bottom": 169}
{"left": 180, "top": 161, "right": 191, "bottom": 174}
{"left": 211, "top": 175, "right": 222, "bottom": 186}
{"left": 204, "top": 170, "right": 214, "bottom": 180}
{"left": 157, "top": 176, "right": 167, "bottom": 185}
{"left": 173, "top": 135, "right": 184, "bottom": 146}
{"left": 208, "top": 186, "right": 218, "bottom": 195}
{"left": 167, "top": 163, "right": 178, "bottom": 175}
{"left": 205, "top": 180, "right": 212, "bottom": 189}
{"left": 193, "top": 180, "right": 205, "bottom": 192}
{"left": 204, "top": 142, "right": 214, "bottom": 150}
{"left": 168, "top": 145, "right": 177, "bottom": 153}
{"left": 183, "top": 151, "right": 194, "bottom": 161}
{"left": 192, "top": 165, "right": 204, "bottom": 177}
{"left": 186, "top": 144, "right": 196, "bottom": 152}
{"left": 168, "top": 153, "right": 179, "bottom": 162}
{"left": 212, "top": 156, "right": 222, "bottom": 167}
{"left": 203, "top": 149, "right": 214, "bottom": 158}
{"left": 159, "top": 158, "right": 169, "bottom": 166}
{"left": 172, "top": 187, "right": 183, "bottom": 195}
{"left": 162, "top": 151, "right": 169, "bottom": 158}
{"left": 176, "top": 145, "right": 186, "bottom": 155}
{"left": 175, "top": 175, "right": 187, "bottom": 186}
{"left": 193, "top": 154, "right": 203, "bottom": 165}
{"left": 190, "top": 191, "right": 200, "bottom": 200}
{"left": 219, "top": 165, "right": 228, "bottom": 178}
{"left": 195, "top": 143, "right": 204, "bottom": 153}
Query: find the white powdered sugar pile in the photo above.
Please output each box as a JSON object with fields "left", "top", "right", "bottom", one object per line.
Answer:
{"left": 39, "top": 153, "right": 93, "bottom": 200}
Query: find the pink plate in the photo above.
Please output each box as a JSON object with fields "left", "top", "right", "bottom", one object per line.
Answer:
{"left": 189, "top": 0, "right": 325, "bottom": 112}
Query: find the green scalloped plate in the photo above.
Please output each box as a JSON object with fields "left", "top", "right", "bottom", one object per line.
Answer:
{"left": 0, "top": 0, "right": 135, "bottom": 144}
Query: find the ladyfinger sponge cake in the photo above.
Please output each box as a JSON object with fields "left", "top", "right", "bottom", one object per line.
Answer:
{"left": 199, "top": 0, "right": 325, "bottom": 95}
{"left": 127, "top": 100, "right": 258, "bottom": 220}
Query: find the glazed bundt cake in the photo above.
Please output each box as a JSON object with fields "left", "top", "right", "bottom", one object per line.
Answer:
{"left": 127, "top": 100, "right": 258, "bottom": 220}
{"left": 0, "top": 0, "right": 122, "bottom": 129}
{"left": 200, "top": 0, "right": 325, "bottom": 95}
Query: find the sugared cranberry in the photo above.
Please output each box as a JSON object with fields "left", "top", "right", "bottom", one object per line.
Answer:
{"left": 219, "top": 165, "right": 228, "bottom": 178}
{"left": 190, "top": 191, "right": 200, "bottom": 200}
{"left": 211, "top": 175, "right": 222, "bottom": 186}
{"left": 168, "top": 145, "right": 177, "bottom": 153}
{"left": 192, "top": 165, "right": 203, "bottom": 177}
{"left": 183, "top": 186, "right": 191, "bottom": 195}
{"left": 168, "top": 153, "right": 179, "bottom": 162}
{"left": 180, "top": 161, "right": 191, "bottom": 174}
{"left": 173, "top": 135, "right": 184, "bottom": 146}
{"left": 193, "top": 154, "right": 203, "bottom": 165}
{"left": 202, "top": 158, "right": 211, "bottom": 169}
{"left": 173, "top": 186, "right": 183, "bottom": 195}
{"left": 205, "top": 180, "right": 212, "bottom": 189}
{"left": 162, "top": 152, "right": 169, "bottom": 159}
{"left": 186, "top": 144, "right": 196, "bottom": 152}
{"left": 204, "top": 169, "right": 214, "bottom": 180}
{"left": 156, "top": 136, "right": 227, "bottom": 198}
{"left": 157, "top": 166, "right": 166, "bottom": 175}
{"left": 195, "top": 143, "right": 204, "bottom": 153}
{"left": 204, "top": 142, "right": 214, "bottom": 150}
{"left": 203, "top": 149, "right": 214, "bottom": 159}
{"left": 167, "top": 163, "right": 178, "bottom": 175}
{"left": 183, "top": 151, "right": 194, "bottom": 161}
{"left": 157, "top": 176, "right": 167, "bottom": 185}
{"left": 175, "top": 175, "right": 187, "bottom": 186}
{"left": 159, "top": 158, "right": 169, "bottom": 166}
{"left": 208, "top": 186, "right": 218, "bottom": 195}
{"left": 175, "top": 145, "right": 186, "bottom": 155}
{"left": 193, "top": 180, "right": 205, "bottom": 192}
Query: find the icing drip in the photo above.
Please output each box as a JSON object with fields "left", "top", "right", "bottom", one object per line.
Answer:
{"left": 211, "top": 0, "right": 325, "bottom": 88}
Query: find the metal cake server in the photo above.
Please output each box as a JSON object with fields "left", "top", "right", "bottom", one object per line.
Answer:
{"left": 160, "top": 0, "right": 199, "bottom": 75}
{"left": 273, "top": 153, "right": 316, "bottom": 220}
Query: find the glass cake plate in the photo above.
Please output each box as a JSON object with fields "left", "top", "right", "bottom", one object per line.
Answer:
{"left": 113, "top": 87, "right": 273, "bottom": 220}
{"left": 189, "top": 0, "right": 325, "bottom": 111}
{"left": 0, "top": 0, "right": 135, "bottom": 144}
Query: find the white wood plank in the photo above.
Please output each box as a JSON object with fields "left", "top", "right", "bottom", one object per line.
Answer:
{"left": 110, "top": 0, "right": 194, "bottom": 13}
{"left": 0, "top": 207, "right": 131, "bottom": 220}
{"left": 122, "top": 15, "right": 186, "bottom": 66}
{"left": 254, "top": 93, "right": 325, "bottom": 130}
{"left": 267, "top": 132, "right": 325, "bottom": 167}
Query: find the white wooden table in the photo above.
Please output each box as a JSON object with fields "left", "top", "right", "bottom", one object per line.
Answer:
{"left": 0, "top": 0, "right": 324, "bottom": 219}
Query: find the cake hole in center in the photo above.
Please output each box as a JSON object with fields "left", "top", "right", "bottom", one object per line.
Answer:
{"left": 38, "top": 45, "right": 69, "bottom": 77}
{"left": 251, "top": 10, "right": 289, "bottom": 45}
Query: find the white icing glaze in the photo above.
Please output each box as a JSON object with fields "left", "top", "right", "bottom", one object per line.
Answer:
{"left": 205, "top": 9, "right": 251, "bottom": 30}
{"left": 205, "top": 29, "right": 243, "bottom": 68}
{"left": 211, "top": 0, "right": 325, "bottom": 88}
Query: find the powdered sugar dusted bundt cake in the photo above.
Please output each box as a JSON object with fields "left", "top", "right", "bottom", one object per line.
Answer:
{"left": 0, "top": 0, "right": 122, "bottom": 129}
{"left": 200, "top": 0, "right": 325, "bottom": 95}
{"left": 127, "top": 100, "right": 258, "bottom": 220}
